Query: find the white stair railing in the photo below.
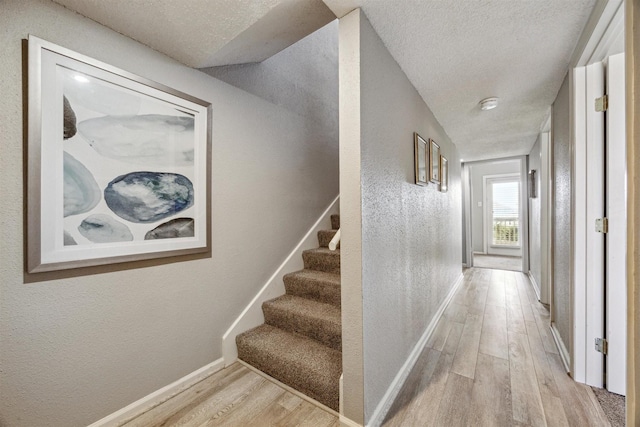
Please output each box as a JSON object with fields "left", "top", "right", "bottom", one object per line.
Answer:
{"left": 329, "top": 228, "right": 340, "bottom": 251}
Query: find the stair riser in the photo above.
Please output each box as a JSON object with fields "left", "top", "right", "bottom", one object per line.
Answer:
{"left": 284, "top": 277, "right": 340, "bottom": 307}
{"left": 263, "top": 305, "right": 341, "bottom": 351}
{"left": 303, "top": 251, "right": 340, "bottom": 275}
{"left": 317, "top": 230, "right": 340, "bottom": 248}
{"left": 330, "top": 214, "right": 340, "bottom": 230}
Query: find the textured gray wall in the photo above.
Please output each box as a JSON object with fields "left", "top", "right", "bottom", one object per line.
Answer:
{"left": 0, "top": 1, "right": 338, "bottom": 426}
{"left": 202, "top": 20, "right": 338, "bottom": 153}
{"left": 356, "top": 11, "right": 462, "bottom": 422}
{"left": 468, "top": 160, "right": 521, "bottom": 253}
{"left": 528, "top": 136, "right": 543, "bottom": 290}
{"left": 552, "top": 73, "right": 572, "bottom": 352}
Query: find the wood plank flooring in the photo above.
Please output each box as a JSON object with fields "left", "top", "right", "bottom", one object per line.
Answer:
{"left": 382, "top": 268, "right": 611, "bottom": 427}
{"left": 121, "top": 362, "right": 339, "bottom": 427}
{"left": 123, "top": 267, "right": 609, "bottom": 427}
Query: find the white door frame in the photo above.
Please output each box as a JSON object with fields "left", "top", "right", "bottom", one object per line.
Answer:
{"left": 538, "top": 130, "right": 552, "bottom": 305}
{"left": 462, "top": 164, "right": 473, "bottom": 268}
{"left": 569, "top": 0, "right": 624, "bottom": 386}
{"left": 465, "top": 156, "right": 529, "bottom": 272}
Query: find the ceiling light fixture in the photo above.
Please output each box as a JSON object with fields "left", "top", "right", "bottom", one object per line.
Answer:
{"left": 479, "top": 97, "right": 499, "bottom": 111}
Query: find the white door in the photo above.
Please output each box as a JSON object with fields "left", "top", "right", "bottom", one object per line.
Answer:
{"left": 485, "top": 175, "right": 522, "bottom": 257}
{"left": 573, "top": 55, "right": 627, "bottom": 394}
{"left": 605, "top": 52, "right": 626, "bottom": 396}
{"left": 585, "top": 60, "right": 606, "bottom": 388}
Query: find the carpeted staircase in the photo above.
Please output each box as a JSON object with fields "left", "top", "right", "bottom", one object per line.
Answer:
{"left": 236, "top": 215, "right": 342, "bottom": 411}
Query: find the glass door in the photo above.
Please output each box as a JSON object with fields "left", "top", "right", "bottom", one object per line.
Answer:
{"left": 486, "top": 176, "right": 521, "bottom": 256}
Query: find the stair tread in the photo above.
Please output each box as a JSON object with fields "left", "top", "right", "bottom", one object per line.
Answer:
{"left": 318, "top": 229, "right": 339, "bottom": 248}
{"left": 330, "top": 214, "right": 340, "bottom": 230}
{"left": 237, "top": 324, "right": 341, "bottom": 410}
{"left": 264, "top": 295, "right": 341, "bottom": 325}
{"left": 303, "top": 247, "right": 340, "bottom": 255}
{"left": 264, "top": 295, "right": 341, "bottom": 350}
{"left": 302, "top": 248, "right": 340, "bottom": 275}
{"left": 284, "top": 269, "right": 341, "bottom": 308}
{"left": 284, "top": 269, "right": 340, "bottom": 285}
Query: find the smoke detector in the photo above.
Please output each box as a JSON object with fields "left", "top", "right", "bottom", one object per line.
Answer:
{"left": 479, "top": 97, "right": 499, "bottom": 111}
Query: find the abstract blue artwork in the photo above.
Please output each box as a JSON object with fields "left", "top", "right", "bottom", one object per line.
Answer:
{"left": 27, "top": 36, "right": 211, "bottom": 272}
{"left": 63, "top": 151, "right": 101, "bottom": 217}
{"left": 104, "top": 172, "right": 194, "bottom": 223}
{"left": 78, "top": 214, "right": 134, "bottom": 243}
{"left": 145, "top": 218, "right": 195, "bottom": 240}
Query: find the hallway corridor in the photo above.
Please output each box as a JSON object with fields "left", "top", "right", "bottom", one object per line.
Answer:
{"left": 382, "top": 268, "right": 611, "bottom": 427}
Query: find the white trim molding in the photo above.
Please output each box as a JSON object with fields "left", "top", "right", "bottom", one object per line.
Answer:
{"left": 551, "top": 324, "right": 571, "bottom": 373}
{"left": 366, "top": 273, "right": 465, "bottom": 427}
{"left": 528, "top": 271, "right": 541, "bottom": 301}
{"left": 222, "top": 195, "right": 340, "bottom": 364}
{"left": 87, "top": 358, "right": 225, "bottom": 427}
{"left": 340, "top": 415, "right": 365, "bottom": 427}
{"left": 571, "top": 0, "right": 623, "bottom": 67}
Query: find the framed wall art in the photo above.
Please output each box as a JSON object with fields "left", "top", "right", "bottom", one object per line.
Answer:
{"left": 440, "top": 155, "right": 448, "bottom": 193}
{"left": 429, "top": 139, "right": 440, "bottom": 184}
{"left": 27, "top": 36, "right": 212, "bottom": 272}
{"left": 414, "top": 132, "right": 428, "bottom": 186}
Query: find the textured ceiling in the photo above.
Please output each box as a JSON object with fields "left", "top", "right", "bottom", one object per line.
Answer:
{"left": 54, "top": 0, "right": 598, "bottom": 162}
{"left": 52, "top": 0, "right": 335, "bottom": 68}
{"left": 324, "top": 0, "right": 598, "bottom": 161}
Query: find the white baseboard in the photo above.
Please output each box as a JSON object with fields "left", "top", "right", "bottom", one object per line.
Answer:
{"left": 340, "top": 415, "right": 364, "bottom": 427}
{"left": 87, "top": 358, "right": 225, "bottom": 427}
{"left": 339, "top": 374, "right": 365, "bottom": 426}
{"left": 528, "top": 271, "right": 541, "bottom": 301}
{"left": 550, "top": 323, "right": 571, "bottom": 372}
{"left": 366, "top": 272, "right": 465, "bottom": 427}
{"left": 339, "top": 373, "right": 344, "bottom": 415}
{"left": 221, "top": 196, "right": 340, "bottom": 365}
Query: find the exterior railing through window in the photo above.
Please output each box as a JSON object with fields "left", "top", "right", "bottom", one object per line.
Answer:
{"left": 493, "top": 217, "right": 519, "bottom": 246}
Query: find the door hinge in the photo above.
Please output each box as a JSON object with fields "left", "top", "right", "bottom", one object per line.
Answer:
{"left": 595, "top": 337, "right": 608, "bottom": 355}
{"left": 595, "top": 94, "right": 608, "bottom": 112}
{"left": 595, "top": 217, "right": 608, "bottom": 233}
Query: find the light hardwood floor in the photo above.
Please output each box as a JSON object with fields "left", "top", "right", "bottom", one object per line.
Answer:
{"left": 382, "top": 268, "right": 611, "bottom": 427}
{"left": 472, "top": 254, "right": 522, "bottom": 272}
{"left": 122, "top": 267, "right": 610, "bottom": 427}
{"left": 121, "top": 362, "right": 339, "bottom": 427}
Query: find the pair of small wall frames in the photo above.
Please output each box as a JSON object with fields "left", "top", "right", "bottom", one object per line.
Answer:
{"left": 414, "top": 132, "right": 447, "bottom": 192}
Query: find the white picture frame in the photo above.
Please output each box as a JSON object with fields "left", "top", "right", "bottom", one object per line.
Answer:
{"left": 414, "top": 133, "right": 428, "bottom": 186}
{"left": 429, "top": 139, "right": 440, "bottom": 184}
{"left": 440, "top": 155, "right": 448, "bottom": 192}
{"left": 27, "top": 36, "right": 212, "bottom": 272}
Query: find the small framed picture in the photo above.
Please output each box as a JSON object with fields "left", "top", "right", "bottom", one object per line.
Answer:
{"left": 440, "top": 156, "right": 448, "bottom": 193}
{"left": 429, "top": 139, "right": 441, "bottom": 184}
{"left": 414, "top": 133, "right": 428, "bottom": 186}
